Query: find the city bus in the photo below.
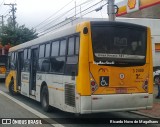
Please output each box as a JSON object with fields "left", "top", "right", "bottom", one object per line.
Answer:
{"left": 0, "top": 55, "right": 7, "bottom": 79}
{"left": 0, "top": 44, "right": 10, "bottom": 79}
{"left": 5, "top": 20, "right": 153, "bottom": 114}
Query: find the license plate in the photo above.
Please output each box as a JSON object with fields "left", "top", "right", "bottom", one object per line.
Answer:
{"left": 116, "top": 88, "right": 127, "bottom": 93}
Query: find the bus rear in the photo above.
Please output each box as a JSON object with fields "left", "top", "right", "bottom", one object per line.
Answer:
{"left": 0, "top": 55, "right": 7, "bottom": 79}
{"left": 76, "top": 21, "right": 153, "bottom": 114}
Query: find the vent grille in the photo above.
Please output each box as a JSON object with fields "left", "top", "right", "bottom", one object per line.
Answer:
{"left": 65, "top": 84, "right": 75, "bottom": 107}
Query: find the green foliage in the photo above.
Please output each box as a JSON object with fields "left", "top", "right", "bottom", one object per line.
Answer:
{"left": 0, "top": 24, "right": 38, "bottom": 46}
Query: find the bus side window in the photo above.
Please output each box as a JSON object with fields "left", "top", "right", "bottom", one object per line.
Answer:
{"left": 11, "top": 52, "right": 15, "bottom": 70}
{"left": 68, "top": 37, "right": 74, "bottom": 55}
{"left": 65, "top": 35, "right": 79, "bottom": 78}
{"left": 60, "top": 39, "right": 67, "bottom": 56}
{"left": 51, "top": 41, "right": 59, "bottom": 57}
{"left": 23, "top": 49, "right": 30, "bottom": 72}
{"left": 39, "top": 44, "right": 45, "bottom": 58}
{"left": 75, "top": 36, "right": 79, "bottom": 55}
{"left": 50, "top": 40, "right": 65, "bottom": 73}
{"left": 20, "top": 51, "right": 24, "bottom": 70}
{"left": 45, "top": 43, "right": 50, "bottom": 57}
{"left": 50, "top": 57, "right": 65, "bottom": 73}
{"left": 7, "top": 53, "right": 11, "bottom": 70}
{"left": 38, "top": 43, "right": 50, "bottom": 72}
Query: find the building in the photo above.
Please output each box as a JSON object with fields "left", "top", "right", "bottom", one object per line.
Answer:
{"left": 116, "top": 0, "right": 160, "bottom": 66}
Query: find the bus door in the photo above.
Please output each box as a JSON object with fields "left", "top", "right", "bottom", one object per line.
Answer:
{"left": 17, "top": 51, "right": 23, "bottom": 90}
{"left": 30, "top": 48, "right": 38, "bottom": 95}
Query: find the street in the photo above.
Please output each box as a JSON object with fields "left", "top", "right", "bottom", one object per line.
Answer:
{"left": 0, "top": 80, "right": 159, "bottom": 127}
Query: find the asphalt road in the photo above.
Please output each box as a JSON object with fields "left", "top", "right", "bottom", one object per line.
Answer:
{"left": 0, "top": 80, "right": 159, "bottom": 127}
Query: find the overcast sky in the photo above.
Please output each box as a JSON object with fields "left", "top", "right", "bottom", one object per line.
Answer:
{"left": 0, "top": 0, "right": 123, "bottom": 31}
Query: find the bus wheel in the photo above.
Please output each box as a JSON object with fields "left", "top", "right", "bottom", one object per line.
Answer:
{"left": 41, "top": 85, "right": 50, "bottom": 112}
{"left": 9, "top": 80, "right": 15, "bottom": 95}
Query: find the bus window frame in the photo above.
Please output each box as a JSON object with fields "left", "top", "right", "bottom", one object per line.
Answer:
{"left": 50, "top": 38, "right": 66, "bottom": 74}
{"left": 23, "top": 48, "right": 31, "bottom": 72}
{"left": 39, "top": 44, "right": 45, "bottom": 58}
{"left": 38, "top": 42, "right": 51, "bottom": 73}
{"left": 65, "top": 34, "right": 80, "bottom": 76}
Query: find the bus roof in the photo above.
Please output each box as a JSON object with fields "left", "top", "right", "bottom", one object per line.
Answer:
{"left": 9, "top": 18, "right": 148, "bottom": 52}
{"left": 9, "top": 24, "right": 77, "bottom": 52}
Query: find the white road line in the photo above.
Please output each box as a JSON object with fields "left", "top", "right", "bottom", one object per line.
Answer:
{"left": 0, "top": 90, "right": 65, "bottom": 127}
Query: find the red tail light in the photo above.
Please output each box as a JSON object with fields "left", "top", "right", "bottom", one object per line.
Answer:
{"left": 90, "top": 73, "right": 98, "bottom": 93}
{"left": 91, "top": 81, "right": 95, "bottom": 86}
{"left": 92, "top": 88, "right": 95, "bottom": 91}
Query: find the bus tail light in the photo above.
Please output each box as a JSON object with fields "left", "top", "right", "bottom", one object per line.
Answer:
{"left": 90, "top": 73, "right": 98, "bottom": 93}
{"left": 91, "top": 81, "right": 95, "bottom": 86}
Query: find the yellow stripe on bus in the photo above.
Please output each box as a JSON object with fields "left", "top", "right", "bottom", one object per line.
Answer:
{"left": 48, "top": 86, "right": 64, "bottom": 91}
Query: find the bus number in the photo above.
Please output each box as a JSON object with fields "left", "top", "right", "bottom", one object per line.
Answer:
{"left": 133, "top": 69, "right": 144, "bottom": 73}
{"left": 136, "top": 69, "right": 144, "bottom": 73}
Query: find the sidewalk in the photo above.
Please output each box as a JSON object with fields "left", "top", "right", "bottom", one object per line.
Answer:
{"left": 131, "top": 85, "right": 160, "bottom": 119}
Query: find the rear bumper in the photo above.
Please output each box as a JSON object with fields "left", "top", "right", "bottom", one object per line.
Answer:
{"left": 0, "top": 74, "right": 5, "bottom": 79}
{"left": 80, "top": 93, "right": 153, "bottom": 114}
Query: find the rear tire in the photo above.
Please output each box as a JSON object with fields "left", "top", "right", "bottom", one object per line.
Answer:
{"left": 41, "top": 85, "right": 50, "bottom": 112}
{"left": 9, "top": 80, "right": 15, "bottom": 95}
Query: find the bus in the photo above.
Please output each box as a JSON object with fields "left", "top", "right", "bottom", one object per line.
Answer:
{"left": 0, "top": 43, "right": 10, "bottom": 79}
{"left": 5, "top": 20, "right": 153, "bottom": 114}
{"left": 0, "top": 55, "right": 7, "bottom": 79}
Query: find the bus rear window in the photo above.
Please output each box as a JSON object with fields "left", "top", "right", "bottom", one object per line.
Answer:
{"left": 91, "top": 25, "right": 147, "bottom": 65}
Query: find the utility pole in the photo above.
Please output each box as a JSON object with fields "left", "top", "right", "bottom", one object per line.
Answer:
{"left": 75, "top": 1, "right": 76, "bottom": 18}
{"left": 107, "top": 0, "right": 115, "bottom": 21}
{"left": 0, "top": 15, "right": 4, "bottom": 27}
{"left": 4, "top": 3, "right": 17, "bottom": 30}
{"left": 0, "top": 15, "right": 4, "bottom": 35}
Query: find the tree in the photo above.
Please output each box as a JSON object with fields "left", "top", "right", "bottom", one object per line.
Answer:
{"left": 0, "top": 23, "right": 38, "bottom": 46}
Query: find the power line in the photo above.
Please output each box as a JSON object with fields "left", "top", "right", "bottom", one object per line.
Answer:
{"left": 38, "top": 0, "right": 105, "bottom": 35}
{"left": 35, "top": 0, "right": 96, "bottom": 30}
{"left": 1, "top": 8, "right": 10, "bottom": 18}
{"left": 0, "top": 0, "right": 7, "bottom": 16}
{"left": 36, "top": 0, "right": 101, "bottom": 32}
{"left": 36, "top": 6, "right": 77, "bottom": 31}
{"left": 83, "top": 2, "right": 107, "bottom": 16}
{"left": 38, "top": 1, "right": 103, "bottom": 35}
{"left": 34, "top": 0, "right": 75, "bottom": 29}
{"left": 0, "top": 0, "right": 4, "bottom": 9}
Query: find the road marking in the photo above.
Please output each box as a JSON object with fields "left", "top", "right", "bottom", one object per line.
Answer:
{"left": 0, "top": 90, "right": 64, "bottom": 127}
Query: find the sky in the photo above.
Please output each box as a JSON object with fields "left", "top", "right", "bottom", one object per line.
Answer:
{"left": 0, "top": 0, "right": 123, "bottom": 32}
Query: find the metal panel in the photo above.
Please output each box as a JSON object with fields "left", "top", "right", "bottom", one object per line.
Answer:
{"left": 65, "top": 84, "right": 75, "bottom": 107}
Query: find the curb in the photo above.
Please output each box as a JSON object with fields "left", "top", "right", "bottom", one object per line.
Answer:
{"left": 130, "top": 111, "right": 160, "bottom": 119}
